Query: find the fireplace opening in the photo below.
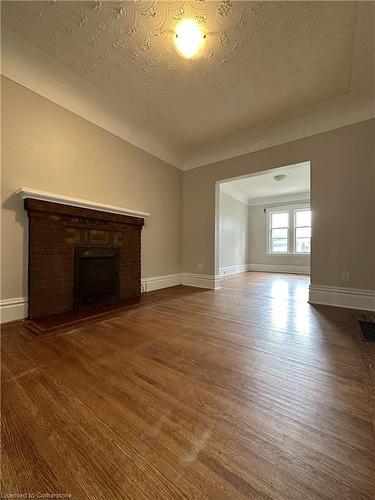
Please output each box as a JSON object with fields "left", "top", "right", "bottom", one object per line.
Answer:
{"left": 74, "top": 247, "right": 120, "bottom": 311}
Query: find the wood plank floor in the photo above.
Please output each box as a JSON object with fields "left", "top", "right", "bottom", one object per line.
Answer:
{"left": 1, "top": 272, "right": 375, "bottom": 499}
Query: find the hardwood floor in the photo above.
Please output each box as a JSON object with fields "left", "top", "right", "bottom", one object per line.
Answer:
{"left": 1, "top": 272, "right": 375, "bottom": 499}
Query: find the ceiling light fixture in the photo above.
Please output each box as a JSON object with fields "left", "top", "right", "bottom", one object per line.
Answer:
{"left": 174, "top": 19, "right": 206, "bottom": 59}
{"left": 273, "top": 174, "right": 287, "bottom": 181}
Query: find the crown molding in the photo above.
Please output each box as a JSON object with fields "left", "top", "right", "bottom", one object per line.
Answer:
{"left": 248, "top": 192, "right": 310, "bottom": 207}
{"left": 221, "top": 185, "right": 310, "bottom": 207}
{"left": 182, "top": 93, "right": 375, "bottom": 170}
{"left": 1, "top": 27, "right": 184, "bottom": 169}
{"left": 2, "top": 27, "right": 374, "bottom": 173}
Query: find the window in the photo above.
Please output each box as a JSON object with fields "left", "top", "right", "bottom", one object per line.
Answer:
{"left": 295, "top": 209, "right": 311, "bottom": 253}
{"left": 267, "top": 205, "right": 311, "bottom": 255}
{"left": 270, "top": 212, "right": 289, "bottom": 253}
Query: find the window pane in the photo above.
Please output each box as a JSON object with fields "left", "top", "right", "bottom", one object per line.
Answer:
{"left": 271, "top": 212, "right": 288, "bottom": 228}
{"left": 272, "top": 228, "right": 288, "bottom": 239}
{"left": 271, "top": 238, "right": 288, "bottom": 253}
{"left": 296, "top": 210, "right": 311, "bottom": 227}
{"left": 296, "top": 227, "right": 311, "bottom": 238}
{"left": 296, "top": 238, "right": 310, "bottom": 253}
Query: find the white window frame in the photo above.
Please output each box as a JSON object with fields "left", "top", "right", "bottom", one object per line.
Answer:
{"left": 268, "top": 209, "right": 290, "bottom": 254}
{"left": 267, "top": 204, "right": 311, "bottom": 255}
{"left": 294, "top": 208, "right": 311, "bottom": 255}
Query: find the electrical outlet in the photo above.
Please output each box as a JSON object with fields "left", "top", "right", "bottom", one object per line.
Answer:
{"left": 198, "top": 263, "right": 203, "bottom": 271}
{"left": 341, "top": 271, "right": 350, "bottom": 282}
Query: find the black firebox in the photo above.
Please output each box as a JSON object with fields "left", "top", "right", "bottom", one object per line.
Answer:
{"left": 74, "top": 247, "right": 120, "bottom": 311}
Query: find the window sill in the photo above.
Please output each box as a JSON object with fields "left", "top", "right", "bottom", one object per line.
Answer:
{"left": 267, "top": 252, "right": 310, "bottom": 256}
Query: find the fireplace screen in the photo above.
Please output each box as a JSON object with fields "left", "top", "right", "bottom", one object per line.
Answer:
{"left": 74, "top": 247, "right": 120, "bottom": 310}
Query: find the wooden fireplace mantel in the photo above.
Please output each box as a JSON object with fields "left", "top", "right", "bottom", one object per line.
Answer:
{"left": 16, "top": 187, "right": 150, "bottom": 219}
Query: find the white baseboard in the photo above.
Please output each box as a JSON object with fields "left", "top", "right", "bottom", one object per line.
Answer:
{"left": 309, "top": 285, "right": 375, "bottom": 311}
{"left": 3, "top": 282, "right": 371, "bottom": 324}
{"left": 182, "top": 273, "right": 221, "bottom": 290}
{"left": 0, "top": 272, "right": 212, "bottom": 324}
{"left": 146, "top": 272, "right": 222, "bottom": 290}
{"left": 248, "top": 263, "right": 310, "bottom": 275}
{"left": 0, "top": 297, "right": 28, "bottom": 323}
{"left": 142, "top": 273, "right": 182, "bottom": 293}
{"left": 219, "top": 264, "right": 250, "bottom": 277}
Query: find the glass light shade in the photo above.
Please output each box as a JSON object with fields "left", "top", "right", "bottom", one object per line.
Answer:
{"left": 175, "top": 19, "right": 205, "bottom": 59}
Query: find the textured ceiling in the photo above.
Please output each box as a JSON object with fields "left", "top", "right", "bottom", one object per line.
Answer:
{"left": 221, "top": 162, "right": 310, "bottom": 205}
{"left": 2, "top": 1, "right": 362, "bottom": 155}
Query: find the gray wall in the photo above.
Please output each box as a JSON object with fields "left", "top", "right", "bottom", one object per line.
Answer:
{"left": 219, "top": 192, "right": 249, "bottom": 270}
{"left": 1, "top": 77, "right": 182, "bottom": 300}
{"left": 182, "top": 119, "right": 375, "bottom": 290}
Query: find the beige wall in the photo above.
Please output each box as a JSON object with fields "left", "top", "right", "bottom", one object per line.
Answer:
{"left": 183, "top": 119, "right": 375, "bottom": 290}
{"left": 1, "top": 77, "right": 182, "bottom": 300}
{"left": 248, "top": 203, "right": 310, "bottom": 269}
{"left": 2, "top": 76, "right": 374, "bottom": 300}
{"left": 219, "top": 192, "right": 249, "bottom": 270}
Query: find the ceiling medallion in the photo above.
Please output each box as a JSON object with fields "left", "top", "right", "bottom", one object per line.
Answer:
{"left": 174, "top": 19, "right": 206, "bottom": 60}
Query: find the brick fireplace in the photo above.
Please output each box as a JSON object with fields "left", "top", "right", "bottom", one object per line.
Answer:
{"left": 24, "top": 197, "right": 144, "bottom": 320}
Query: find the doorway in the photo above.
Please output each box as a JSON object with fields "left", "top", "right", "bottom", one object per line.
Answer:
{"left": 215, "top": 161, "right": 311, "bottom": 299}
